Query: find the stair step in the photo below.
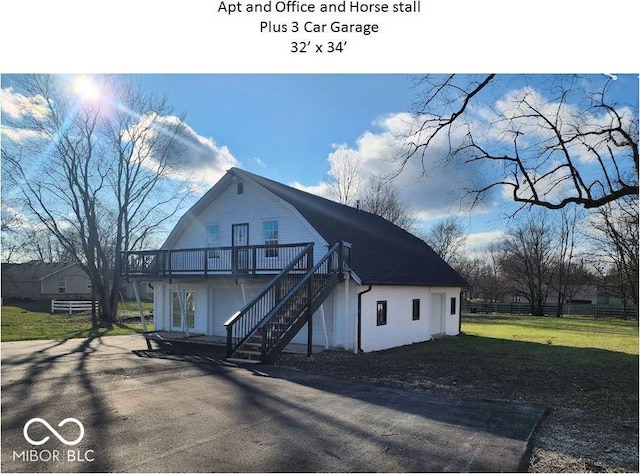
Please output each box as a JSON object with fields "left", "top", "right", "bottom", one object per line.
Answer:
{"left": 234, "top": 350, "right": 262, "bottom": 358}
{"left": 226, "top": 357, "right": 261, "bottom": 364}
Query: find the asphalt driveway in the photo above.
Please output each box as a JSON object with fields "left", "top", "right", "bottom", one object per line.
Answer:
{"left": 1, "top": 335, "right": 545, "bottom": 472}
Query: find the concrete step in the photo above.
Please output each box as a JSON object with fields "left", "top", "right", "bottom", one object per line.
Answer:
{"left": 226, "top": 357, "right": 261, "bottom": 364}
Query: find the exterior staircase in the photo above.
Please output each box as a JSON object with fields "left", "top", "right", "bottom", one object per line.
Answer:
{"left": 225, "top": 242, "right": 350, "bottom": 364}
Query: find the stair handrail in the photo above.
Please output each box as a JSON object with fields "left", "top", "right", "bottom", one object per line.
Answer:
{"left": 225, "top": 242, "right": 314, "bottom": 357}
{"left": 256, "top": 241, "right": 350, "bottom": 360}
{"left": 255, "top": 241, "right": 342, "bottom": 330}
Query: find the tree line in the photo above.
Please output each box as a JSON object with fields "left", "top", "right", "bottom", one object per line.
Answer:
{"left": 423, "top": 202, "right": 638, "bottom": 317}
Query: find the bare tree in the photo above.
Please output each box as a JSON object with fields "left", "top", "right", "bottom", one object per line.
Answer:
{"left": 500, "top": 213, "right": 558, "bottom": 316}
{"left": 457, "top": 254, "right": 504, "bottom": 302}
{"left": 421, "top": 216, "right": 466, "bottom": 266}
{"left": 324, "top": 150, "right": 415, "bottom": 231}
{"left": 589, "top": 197, "right": 639, "bottom": 314}
{"left": 403, "top": 74, "right": 638, "bottom": 211}
{"left": 358, "top": 175, "right": 415, "bottom": 232}
{"left": 550, "top": 207, "right": 585, "bottom": 316}
{"left": 2, "top": 75, "right": 192, "bottom": 325}
{"left": 326, "top": 147, "right": 362, "bottom": 205}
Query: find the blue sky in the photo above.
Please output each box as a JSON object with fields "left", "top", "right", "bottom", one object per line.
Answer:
{"left": 2, "top": 73, "right": 639, "bottom": 254}
{"left": 132, "top": 74, "right": 419, "bottom": 182}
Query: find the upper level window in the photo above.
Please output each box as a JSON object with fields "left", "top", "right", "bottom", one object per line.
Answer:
{"left": 58, "top": 280, "right": 66, "bottom": 294}
{"left": 207, "top": 224, "right": 220, "bottom": 258}
{"left": 237, "top": 182, "right": 244, "bottom": 194}
{"left": 263, "top": 220, "right": 278, "bottom": 257}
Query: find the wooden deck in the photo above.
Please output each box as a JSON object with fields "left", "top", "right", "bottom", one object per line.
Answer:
{"left": 143, "top": 331, "right": 326, "bottom": 356}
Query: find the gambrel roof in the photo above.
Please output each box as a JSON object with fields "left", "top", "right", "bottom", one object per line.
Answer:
{"left": 166, "top": 168, "right": 467, "bottom": 288}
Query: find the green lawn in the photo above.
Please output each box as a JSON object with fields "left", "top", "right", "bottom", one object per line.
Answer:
{"left": 462, "top": 313, "right": 638, "bottom": 355}
{"left": 0, "top": 300, "right": 153, "bottom": 342}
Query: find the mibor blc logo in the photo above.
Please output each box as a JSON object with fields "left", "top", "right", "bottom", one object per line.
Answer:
{"left": 23, "top": 418, "right": 85, "bottom": 446}
{"left": 13, "top": 417, "right": 94, "bottom": 463}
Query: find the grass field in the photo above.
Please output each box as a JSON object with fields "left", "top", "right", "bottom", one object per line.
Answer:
{"left": 0, "top": 300, "right": 153, "bottom": 342}
{"left": 462, "top": 313, "right": 638, "bottom": 354}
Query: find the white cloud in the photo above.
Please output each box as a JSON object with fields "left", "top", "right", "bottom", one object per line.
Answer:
{"left": 465, "top": 230, "right": 505, "bottom": 254}
{"left": 1, "top": 87, "right": 49, "bottom": 120}
{"left": 290, "top": 180, "right": 332, "bottom": 198}
{"left": 302, "top": 111, "right": 498, "bottom": 223}
{"left": 1, "top": 124, "right": 47, "bottom": 144}
{"left": 124, "top": 113, "right": 239, "bottom": 186}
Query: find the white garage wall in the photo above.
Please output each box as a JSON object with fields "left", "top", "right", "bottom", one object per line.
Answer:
{"left": 360, "top": 285, "right": 462, "bottom": 352}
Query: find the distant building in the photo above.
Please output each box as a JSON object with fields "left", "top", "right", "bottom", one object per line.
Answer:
{"left": 1, "top": 261, "right": 92, "bottom": 301}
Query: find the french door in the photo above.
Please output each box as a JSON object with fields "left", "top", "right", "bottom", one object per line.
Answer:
{"left": 171, "top": 290, "right": 196, "bottom": 331}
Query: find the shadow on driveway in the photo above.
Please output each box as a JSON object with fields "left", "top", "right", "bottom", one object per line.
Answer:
{"left": 2, "top": 336, "right": 546, "bottom": 472}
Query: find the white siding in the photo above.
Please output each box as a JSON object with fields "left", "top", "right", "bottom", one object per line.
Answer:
{"left": 209, "top": 279, "right": 270, "bottom": 337}
{"left": 331, "top": 278, "right": 358, "bottom": 351}
{"left": 171, "top": 179, "right": 328, "bottom": 263}
{"left": 153, "top": 282, "right": 166, "bottom": 331}
{"left": 288, "top": 289, "right": 337, "bottom": 348}
{"left": 360, "top": 285, "right": 462, "bottom": 352}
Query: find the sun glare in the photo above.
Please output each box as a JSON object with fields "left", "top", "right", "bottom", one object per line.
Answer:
{"left": 73, "top": 76, "right": 101, "bottom": 102}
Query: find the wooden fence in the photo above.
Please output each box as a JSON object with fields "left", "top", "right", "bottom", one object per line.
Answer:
{"left": 462, "top": 301, "right": 638, "bottom": 319}
{"left": 51, "top": 300, "right": 95, "bottom": 314}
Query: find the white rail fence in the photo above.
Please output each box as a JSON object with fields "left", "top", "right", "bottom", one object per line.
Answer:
{"left": 51, "top": 300, "right": 96, "bottom": 314}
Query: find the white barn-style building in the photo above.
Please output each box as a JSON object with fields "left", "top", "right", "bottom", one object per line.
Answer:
{"left": 122, "top": 168, "right": 467, "bottom": 362}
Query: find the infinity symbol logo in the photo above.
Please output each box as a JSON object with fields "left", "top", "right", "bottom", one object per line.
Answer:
{"left": 23, "top": 418, "right": 85, "bottom": 446}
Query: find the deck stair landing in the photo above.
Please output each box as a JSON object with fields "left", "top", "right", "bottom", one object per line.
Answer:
{"left": 225, "top": 242, "right": 350, "bottom": 364}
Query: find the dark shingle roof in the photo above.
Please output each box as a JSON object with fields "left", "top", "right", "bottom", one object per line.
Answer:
{"left": 1, "top": 261, "right": 78, "bottom": 281}
{"left": 232, "top": 168, "right": 467, "bottom": 287}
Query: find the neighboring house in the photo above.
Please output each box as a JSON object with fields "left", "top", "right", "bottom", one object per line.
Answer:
{"left": 503, "top": 285, "right": 598, "bottom": 305}
{"left": 122, "top": 168, "right": 467, "bottom": 362}
{"left": 1, "top": 261, "right": 92, "bottom": 301}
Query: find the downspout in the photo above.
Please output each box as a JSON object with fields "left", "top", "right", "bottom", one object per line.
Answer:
{"left": 459, "top": 288, "right": 467, "bottom": 335}
{"left": 357, "top": 285, "right": 372, "bottom": 353}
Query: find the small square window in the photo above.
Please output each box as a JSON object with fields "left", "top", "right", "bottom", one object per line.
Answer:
{"left": 376, "top": 300, "right": 387, "bottom": 326}
{"left": 412, "top": 299, "right": 420, "bottom": 320}
{"left": 450, "top": 297, "right": 457, "bottom": 315}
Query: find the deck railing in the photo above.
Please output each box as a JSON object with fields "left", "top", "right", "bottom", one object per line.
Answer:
{"left": 121, "top": 243, "right": 312, "bottom": 278}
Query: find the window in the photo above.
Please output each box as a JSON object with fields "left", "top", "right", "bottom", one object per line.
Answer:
{"left": 237, "top": 182, "right": 244, "bottom": 194}
{"left": 412, "top": 299, "right": 420, "bottom": 320}
{"left": 263, "top": 220, "right": 279, "bottom": 257}
{"left": 376, "top": 300, "right": 387, "bottom": 326}
{"left": 87, "top": 280, "right": 92, "bottom": 289}
{"left": 207, "top": 224, "right": 220, "bottom": 258}
{"left": 450, "top": 297, "right": 457, "bottom": 315}
{"left": 58, "top": 280, "right": 66, "bottom": 294}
